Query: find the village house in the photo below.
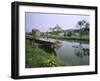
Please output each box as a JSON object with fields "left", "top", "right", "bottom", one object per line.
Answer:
{"left": 57, "top": 29, "right": 80, "bottom": 37}
{"left": 32, "top": 28, "right": 40, "bottom": 38}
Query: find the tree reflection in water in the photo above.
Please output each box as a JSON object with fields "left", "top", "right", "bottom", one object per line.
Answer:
{"left": 72, "top": 43, "right": 89, "bottom": 58}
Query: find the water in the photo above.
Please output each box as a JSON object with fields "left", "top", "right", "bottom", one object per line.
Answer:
{"left": 38, "top": 38, "right": 89, "bottom": 66}
{"left": 54, "top": 40, "right": 89, "bottom": 66}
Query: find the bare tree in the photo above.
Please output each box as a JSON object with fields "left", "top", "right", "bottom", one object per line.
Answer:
{"left": 49, "top": 27, "right": 54, "bottom": 37}
{"left": 53, "top": 24, "right": 62, "bottom": 41}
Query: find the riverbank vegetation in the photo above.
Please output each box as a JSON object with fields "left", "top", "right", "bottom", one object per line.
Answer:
{"left": 48, "top": 34, "right": 89, "bottom": 41}
{"left": 25, "top": 41, "right": 70, "bottom": 68}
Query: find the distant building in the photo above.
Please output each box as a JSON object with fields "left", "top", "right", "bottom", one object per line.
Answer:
{"left": 58, "top": 32, "right": 64, "bottom": 36}
{"left": 32, "top": 29, "right": 40, "bottom": 38}
{"left": 57, "top": 29, "right": 80, "bottom": 36}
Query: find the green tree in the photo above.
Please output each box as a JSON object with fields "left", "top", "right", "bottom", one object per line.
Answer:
{"left": 84, "top": 22, "right": 89, "bottom": 34}
{"left": 67, "top": 32, "right": 72, "bottom": 37}
{"left": 76, "top": 20, "right": 86, "bottom": 38}
{"left": 64, "top": 32, "right": 66, "bottom": 37}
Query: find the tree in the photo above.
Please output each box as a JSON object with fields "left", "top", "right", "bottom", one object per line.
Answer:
{"left": 67, "top": 32, "right": 72, "bottom": 37}
{"left": 49, "top": 27, "right": 54, "bottom": 32}
{"left": 76, "top": 20, "right": 87, "bottom": 38}
{"left": 49, "top": 24, "right": 62, "bottom": 41}
{"left": 49, "top": 27, "right": 54, "bottom": 37}
{"left": 64, "top": 32, "right": 66, "bottom": 37}
{"left": 84, "top": 22, "right": 89, "bottom": 33}
{"left": 53, "top": 24, "right": 62, "bottom": 41}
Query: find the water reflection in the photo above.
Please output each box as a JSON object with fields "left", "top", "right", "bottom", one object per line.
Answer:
{"left": 73, "top": 43, "right": 89, "bottom": 58}
{"left": 36, "top": 38, "right": 89, "bottom": 66}
{"left": 55, "top": 40, "right": 89, "bottom": 65}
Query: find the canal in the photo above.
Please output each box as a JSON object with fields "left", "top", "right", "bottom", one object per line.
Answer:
{"left": 55, "top": 40, "right": 89, "bottom": 66}
{"left": 41, "top": 38, "right": 89, "bottom": 66}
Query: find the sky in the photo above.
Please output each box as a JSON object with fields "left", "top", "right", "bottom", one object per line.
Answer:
{"left": 25, "top": 12, "right": 89, "bottom": 32}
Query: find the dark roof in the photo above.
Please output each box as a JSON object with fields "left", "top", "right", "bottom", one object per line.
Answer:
{"left": 32, "top": 29, "right": 40, "bottom": 32}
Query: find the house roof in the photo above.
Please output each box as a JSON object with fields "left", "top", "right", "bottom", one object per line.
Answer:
{"left": 32, "top": 29, "right": 40, "bottom": 32}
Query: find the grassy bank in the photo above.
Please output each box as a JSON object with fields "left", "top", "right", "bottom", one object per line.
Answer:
{"left": 26, "top": 47, "right": 69, "bottom": 68}
{"left": 48, "top": 35, "right": 89, "bottom": 41}
{"left": 25, "top": 42, "right": 70, "bottom": 68}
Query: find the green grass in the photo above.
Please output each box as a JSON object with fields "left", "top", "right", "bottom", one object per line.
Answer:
{"left": 25, "top": 42, "right": 70, "bottom": 68}
{"left": 49, "top": 35, "right": 89, "bottom": 41}
{"left": 25, "top": 47, "right": 68, "bottom": 68}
